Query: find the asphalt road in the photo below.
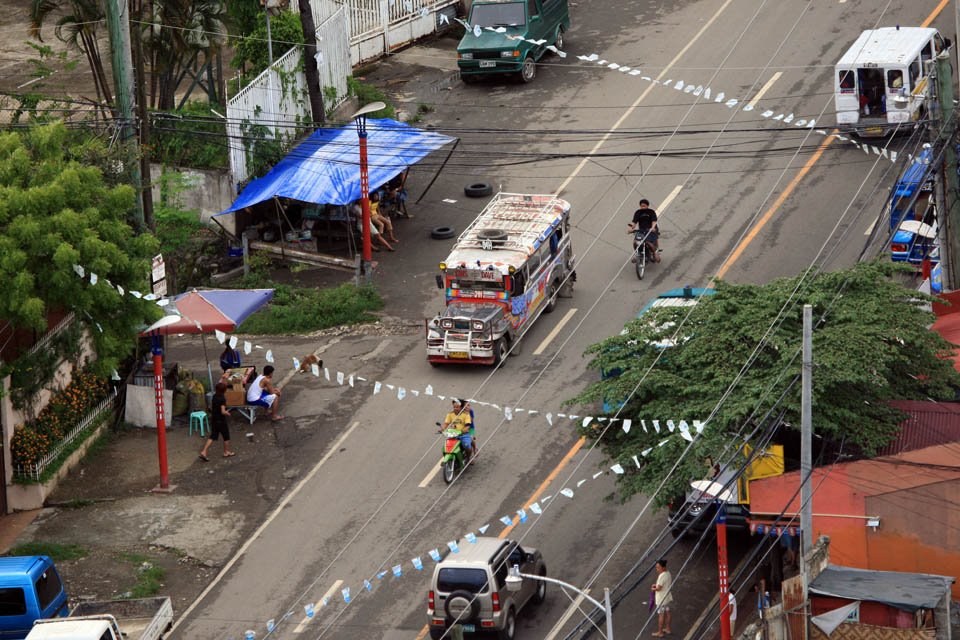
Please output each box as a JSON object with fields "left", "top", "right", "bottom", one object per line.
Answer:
{"left": 172, "top": 1, "right": 954, "bottom": 638}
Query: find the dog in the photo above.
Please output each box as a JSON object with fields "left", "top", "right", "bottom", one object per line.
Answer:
{"left": 298, "top": 354, "right": 323, "bottom": 373}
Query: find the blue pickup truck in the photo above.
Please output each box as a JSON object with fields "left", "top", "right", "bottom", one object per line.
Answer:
{"left": 0, "top": 556, "right": 69, "bottom": 640}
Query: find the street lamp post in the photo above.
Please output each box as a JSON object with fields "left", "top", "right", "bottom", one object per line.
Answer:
{"left": 350, "top": 101, "right": 386, "bottom": 284}
{"left": 506, "top": 565, "right": 614, "bottom": 640}
{"left": 143, "top": 314, "right": 182, "bottom": 493}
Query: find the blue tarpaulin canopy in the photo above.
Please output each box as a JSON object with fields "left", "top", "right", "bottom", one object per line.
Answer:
{"left": 218, "top": 119, "right": 455, "bottom": 214}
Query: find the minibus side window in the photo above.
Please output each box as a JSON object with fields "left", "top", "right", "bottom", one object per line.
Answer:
{"left": 909, "top": 58, "right": 921, "bottom": 88}
{"left": 887, "top": 70, "right": 903, "bottom": 90}
{"left": 838, "top": 70, "right": 855, "bottom": 92}
{"left": 921, "top": 41, "right": 934, "bottom": 63}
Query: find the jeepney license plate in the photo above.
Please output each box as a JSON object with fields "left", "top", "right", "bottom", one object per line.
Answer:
{"left": 449, "top": 352, "right": 469, "bottom": 359}
{"left": 865, "top": 126, "right": 883, "bottom": 135}
{"left": 462, "top": 624, "right": 476, "bottom": 632}
{"left": 479, "top": 60, "right": 496, "bottom": 68}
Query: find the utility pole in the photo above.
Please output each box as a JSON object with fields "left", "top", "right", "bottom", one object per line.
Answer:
{"left": 800, "top": 305, "right": 813, "bottom": 598}
{"left": 131, "top": 0, "right": 154, "bottom": 230}
{"left": 298, "top": 0, "right": 326, "bottom": 124}
{"left": 935, "top": 51, "right": 960, "bottom": 288}
{"left": 104, "top": 0, "right": 145, "bottom": 230}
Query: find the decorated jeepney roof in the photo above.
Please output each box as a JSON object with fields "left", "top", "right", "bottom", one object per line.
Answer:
{"left": 443, "top": 193, "right": 570, "bottom": 274}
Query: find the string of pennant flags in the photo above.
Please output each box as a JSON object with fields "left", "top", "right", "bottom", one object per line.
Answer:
{"left": 73, "top": 262, "right": 706, "bottom": 437}
{"left": 446, "top": 20, "right": 906, "bottom": 165}
{"left": 74, "top": 261, "right": 712, "bottom": 637}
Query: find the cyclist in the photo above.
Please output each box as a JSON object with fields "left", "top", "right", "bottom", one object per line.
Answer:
{"left": 628, "top": 198, "right": 660, "bottom": 263}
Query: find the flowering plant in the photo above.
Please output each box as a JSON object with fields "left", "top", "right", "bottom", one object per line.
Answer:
{"left": 11, "top": 371, "right": 109, "bottom": 468}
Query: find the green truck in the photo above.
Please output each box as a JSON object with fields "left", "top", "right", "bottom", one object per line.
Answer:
{"left": 457, "top": 0, "right": 571, "bottom": 83}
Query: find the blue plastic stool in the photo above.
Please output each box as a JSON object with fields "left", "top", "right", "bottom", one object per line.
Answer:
{"left": 189, "top": 411, "right": 209, "bottom": 437}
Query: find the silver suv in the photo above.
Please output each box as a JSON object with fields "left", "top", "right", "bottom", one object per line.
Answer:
{"left": 427, "top": 537, "right": 546, "bottom": 639}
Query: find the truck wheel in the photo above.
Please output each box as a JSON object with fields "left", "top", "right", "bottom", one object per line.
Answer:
{"left": 544, "top": 281, "right": 558, "bottom": 313}
{"left": 519, "top": 55, "right": 536, "bottom": 83}
{"left": 554, "top": 26, "right": 564, "bottom": 52}
{"left": 493, "top": 338, "right": 508, "bottom": 366}
{"left": 532, "top": 567, "right": 548, "bottom": 603}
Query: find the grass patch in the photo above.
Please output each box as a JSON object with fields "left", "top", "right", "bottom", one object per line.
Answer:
{"left": 240, "top": 284, "right": 383, "bottom": 334}
{"left": 118, "top": 553, "right": 165, "bottom": 598}
{"left": 346, "top": 76, "right": 396, "bottom": 119}
{"left": 9, "top": 542, "right": 87, "bottom": 561}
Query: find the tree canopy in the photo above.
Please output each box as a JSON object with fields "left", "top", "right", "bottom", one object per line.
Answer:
{"left": 569, "top": 261, "right": 960, "bottom": 505}
{"left": 0, "top": 123, "right": 160, "bottom": 379}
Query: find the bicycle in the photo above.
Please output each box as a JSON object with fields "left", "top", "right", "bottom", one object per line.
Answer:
{"left": 632, "top": 228, "right": 659, "bottom": 280}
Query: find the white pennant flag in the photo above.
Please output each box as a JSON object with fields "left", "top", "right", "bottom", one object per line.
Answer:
{"left": 311, "top": 363, "right": 320, "bottom": 377}
{"left": 111, "top": 369, "right": 121, "bottom": 381}
{"left": 478, "top": 524, "right": 490, "bottom": 534}
{"left": 374, "top": 381, "right": 382, "bottom": 394}
{"left": 130, "top": 290, "right": 142, "bottom": 299}
{"left": 244, "top": 341, "right": 252, "bottom": 355}
{"left": 229, "top": 336, "right": 238, "bottom": 349}
{"left": 215, "top": 330, "right": 227, "bottom": 344}
{"left": 265, "top": 350, "right": 274, "bottom": 363}
{"left": 324, "top": 368, "right": 330, "bottom": 381}
{"left": 398, "top": 387, "right": 406, "bottom": 400}
{"left": 117, "top": 285, "right": 125, "bottom": 297}
{"left": 576, "top": 479, "right": 587, "bottom": 487}
{"left": 73, "top": 264, "right": 85, "bottom": 278}
{"left": 529, "top": 502, "right": 542, "bottom": 515}
{"left": 439, "top": 12, "right": 449, "bottom": 24}
{"left": 560, "top": 488, "right": 574, "bottom": 498}
{"left": 611, "top": 463, "right": 625, "bottom": 475}
{"left": 336, "top": 371, "right": 345, "bottom": 385}
{"left": 89, "top": 273, "right": 98, "bottom": 285}
{"left": 622, "top": 419, "right": 632, "bottom": 433}
{"left": 293, "top": 357, "right": 301, "bottom": 371}
{"left": 679, "top": 421, "right": 693, "bottom": 442}
{"left": 420, "top": 6, "right": 429, "bottom": 16}
{"left": 425, "top": 384, "right": 433, "bottom": 396}
{"left": 546, "top": 413, "right": 553, "bottom": 426}
{"left": 582, "top": 417, "right": 593, "bottom": 428}
{"left": 349, "top": 374, "right": 355, "bottom": 388}
{"left": 504, "top": 407, "right": 512, "bottom": 421}
{"left": 473, "top": 24, "right": 482, "bottom": 37}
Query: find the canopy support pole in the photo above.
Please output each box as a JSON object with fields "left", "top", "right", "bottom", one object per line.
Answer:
{"left": 416, "top": 138, "right": 460, "bottom": 204}
{"left": 274, "top": 197, "right": 286, "bottom": 263}
{"left": 201, "top": 333, "right": 214, "bottom": 392}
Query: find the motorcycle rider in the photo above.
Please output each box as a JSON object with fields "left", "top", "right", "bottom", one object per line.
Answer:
{"left": 627, "top": 198, "right": 660, "bottom": 263}
{"left": 441, "top": 398, "right": 473, "bottom": 462}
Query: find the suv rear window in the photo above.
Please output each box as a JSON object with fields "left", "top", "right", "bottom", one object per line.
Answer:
{"left": 0, "top": 588, "right": 27, "bottom": 616}
{"left": 438, "top": 568, "right": 489, "bottom": 594}
{"left": 35, "top": 570, "right": 63, "bottom": 610}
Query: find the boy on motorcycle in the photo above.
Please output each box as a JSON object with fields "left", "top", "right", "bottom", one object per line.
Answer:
{"left": 442, "top": 399, "right": 474, "bottom": 462}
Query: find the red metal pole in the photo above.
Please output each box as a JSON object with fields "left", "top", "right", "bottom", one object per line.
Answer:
{"left": 358, "top": 129, "right": 372, "bottom": 270}
{"left": 152, "top": 336, "right": 170, "bottom": 489}
{"left": 717, "top": 507, "right": 732, "bottom": 640}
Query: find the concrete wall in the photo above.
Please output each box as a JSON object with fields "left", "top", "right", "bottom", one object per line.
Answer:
{"left": 150, "top": 164, "right": 236, "bottom": 226}
{"left": 865, "top": 480, "right": 960, "bottom": 601}
{"left": 1, "top": 326, "right": 96, "bottom": 513}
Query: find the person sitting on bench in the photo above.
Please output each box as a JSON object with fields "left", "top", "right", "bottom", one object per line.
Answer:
{"left": 246, "top": 365, "right": 284, "bottom": 422}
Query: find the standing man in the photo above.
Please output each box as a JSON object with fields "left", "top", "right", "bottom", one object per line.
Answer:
{"left": 651, "top": 558, "right": 673, "bottom": 637}
{"left": 246, "top": 365, "right": 284, "bottom": 421}
{"left": 628, "top": 198, "right": 661, "bottom": 262}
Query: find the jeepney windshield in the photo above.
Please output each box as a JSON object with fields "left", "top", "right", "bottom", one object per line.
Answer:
{"left": 471, "top": 2, "right": 526, "bottom": 28}
{"left": 448, "top": 278, "right": 504, "bottom": 291}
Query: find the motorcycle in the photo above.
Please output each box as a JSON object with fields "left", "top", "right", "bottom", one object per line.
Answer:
{"left": 631, "top": 228, "right": 659, "bottom": 280}
{"left": 437, "top": 422, "right": 470, "bottom": 484}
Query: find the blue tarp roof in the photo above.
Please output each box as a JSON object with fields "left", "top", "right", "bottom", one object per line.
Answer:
{"left": 218, "top": 119, "right": 455, "bottom": 214}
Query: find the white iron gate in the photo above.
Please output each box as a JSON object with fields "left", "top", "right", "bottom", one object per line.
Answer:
{"left": 227, "top": 5, "right": 351, "bottom": 185}
{"left": 345, "top": 0, "right": 460, "bottom": 64}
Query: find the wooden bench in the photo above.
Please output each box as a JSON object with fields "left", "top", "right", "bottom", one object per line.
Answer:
{"left": 227, "top": 405, "right": 259, "bottom": 425}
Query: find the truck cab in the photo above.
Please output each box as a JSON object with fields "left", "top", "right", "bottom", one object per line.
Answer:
{"left": 0, "top": 556, "right": 68, "bottom": 640}
{"left": 26, "top": 617, "right": 121, "bottom": 640}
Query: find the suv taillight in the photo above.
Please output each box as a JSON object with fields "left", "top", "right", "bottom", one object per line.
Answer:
{"left": 428, "top": 590, "right": 435, "bottom": 609}
{"left": 492, "top": 592, "right": 501, "bottom": 613}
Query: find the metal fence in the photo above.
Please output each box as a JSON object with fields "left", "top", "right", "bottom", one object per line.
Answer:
{"left": 13, "top": 387, "right": 118, "bottom": 482}
{"left": 226, "top": 5, "right": 351, "bottom": 185}
{"left": 346, "top": 0, "right": 460, "bottom": 64}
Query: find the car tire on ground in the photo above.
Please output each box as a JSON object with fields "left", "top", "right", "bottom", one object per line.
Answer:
{"left": 492, "top": 338, "right": 508, "bottom": 367}
{"left": 554, "top": 26, "right": 564, "bottom": 52}
{"left": 464, "top": 182, "right": 494, "bottom": 197}
{"left": 544, "top": 281, "right": 558, "bottom": 313}
{"left": 519, "top": 55, "right": 536, "bottom": 83}
{"left": 431, "top": 226, "right": 456, "bottom": 240}
{"left": 498, "top": 608, "right": 517, "bottom": 640}
{"left": 429, "top": 628, "right": 446, "bottom": 640}
{"left": 532, "top": 567, "right": 548, "bottom": 604}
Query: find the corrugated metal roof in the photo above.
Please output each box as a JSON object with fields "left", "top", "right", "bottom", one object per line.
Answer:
{"left": 810, "top": 565, "right": 954, "bottom": 611}
{"left": 881, "top": 400, "right": 960, "bottom": 455}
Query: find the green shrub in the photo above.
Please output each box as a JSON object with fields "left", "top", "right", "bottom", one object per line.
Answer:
{"left": 232, "top": 10, "right": 304, "bottom": 76}
{"left": 346, "top": 77, "right": 396, "bottom": 119}
{"left": 151, "top": 101, "right": 229, "bottom": 169}
{"left": 240, "top": 284, "right": 383, "bottom": 334}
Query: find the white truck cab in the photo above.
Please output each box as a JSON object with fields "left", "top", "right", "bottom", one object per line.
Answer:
{"left": 26, "top": 616, "right": 122, "bottom": 640}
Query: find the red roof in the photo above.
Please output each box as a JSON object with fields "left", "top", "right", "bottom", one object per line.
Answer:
{"left": 882, "top": 401, "right": 960, "bottom": 455}
{"left": 932, "top": 290, "right": 960, "bottom": 371}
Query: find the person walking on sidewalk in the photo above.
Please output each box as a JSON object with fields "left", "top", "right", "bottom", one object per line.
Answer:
{"left": 651, "top": 558, "right": 674, "bottom": 636}
{"left": 200, "top": 382, "right": 235, "bottom": 460}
